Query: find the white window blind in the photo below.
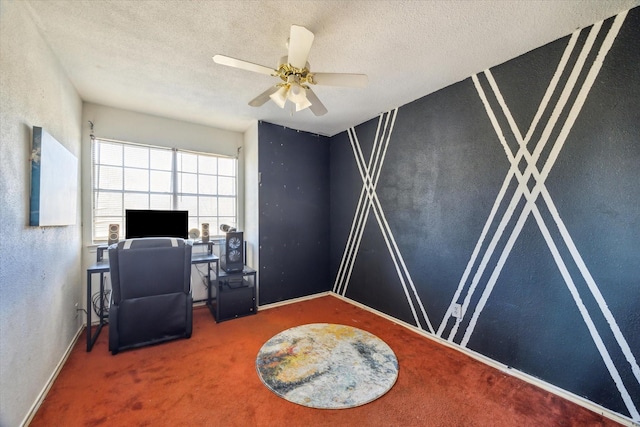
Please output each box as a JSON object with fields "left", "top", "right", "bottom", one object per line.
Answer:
{"left": 92, "top": 138, "right": 237, "bottom": 242}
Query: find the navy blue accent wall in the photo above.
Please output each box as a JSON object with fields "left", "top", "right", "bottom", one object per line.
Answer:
{"left": 329, "top": 7, "right": 639, "bottom": 421}
{"left": 258, "top": 122, "right": 331, "bottom": 304}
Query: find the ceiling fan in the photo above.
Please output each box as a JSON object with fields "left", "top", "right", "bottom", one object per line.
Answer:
{"left": 213, "top": 25, "right": 368, "bottom": 116}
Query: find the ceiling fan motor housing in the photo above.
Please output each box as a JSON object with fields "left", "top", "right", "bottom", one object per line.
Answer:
{"left": 277, "top": 56, "right": 313, "bottom": 85}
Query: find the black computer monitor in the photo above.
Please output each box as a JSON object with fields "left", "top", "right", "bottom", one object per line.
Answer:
{"left": 125, "top": 209, "right": 188, "bottom": 239}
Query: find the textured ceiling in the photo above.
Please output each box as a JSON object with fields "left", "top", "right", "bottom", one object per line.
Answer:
{"left": 23, "top": 0, "right": 640, "bottom": 137}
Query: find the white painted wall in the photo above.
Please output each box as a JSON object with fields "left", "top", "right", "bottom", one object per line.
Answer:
{"left": 81, "top": 103, "right": 247, "bottom": 302}
{"left": 243, "top": 122, "right": 260, "bottom": 301}
{"left": 0, "top": 2, "right": 83, "bottom": 426}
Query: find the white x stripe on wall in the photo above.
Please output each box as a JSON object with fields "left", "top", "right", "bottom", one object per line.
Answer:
{"left": 333, "top": 109, "right": 434, "bottom": 333}
{"left": 436, "top": 11, "right": 639, "bottom": 419}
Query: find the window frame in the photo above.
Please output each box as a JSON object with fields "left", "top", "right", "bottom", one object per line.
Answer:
{"left": 91, "top": 137, "right": 238, "bottom": 243}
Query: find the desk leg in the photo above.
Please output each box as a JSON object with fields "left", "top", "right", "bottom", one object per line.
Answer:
{"left": 206, "top": 260, "right": 219, "bottom": 321}
{"left": 99, "top": 273, "right": 105, "bottom": 323}
{"left": 207, "top": 265, "right": 212, "bottom": 304}
{"left": 86, "top": 272, "right": 106, "bottom": 352}
{"left": 86, "top": 271, "right": 92, "bottom": 351}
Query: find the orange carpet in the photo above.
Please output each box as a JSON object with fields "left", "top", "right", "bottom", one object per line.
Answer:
{"left": 31, "top": 295, "right": 620, "bottom": 426}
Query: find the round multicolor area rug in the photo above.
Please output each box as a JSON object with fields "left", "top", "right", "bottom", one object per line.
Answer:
{"left": 256, "top": 323, "right": 398, "bottom": 409}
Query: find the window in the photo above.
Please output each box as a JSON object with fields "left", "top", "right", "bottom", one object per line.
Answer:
{"left": 92, "top": 138, "right": 236, "bottom": 242}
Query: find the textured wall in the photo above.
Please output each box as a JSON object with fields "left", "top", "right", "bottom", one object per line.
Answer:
{"left": 330, "top": 7, "right": 639, "bottom": 422}
{"left": 0, "top": 2, "right": 83, "bottom": 426}
{"left": 258, "top": 122, "right": 330, "bottom": 304}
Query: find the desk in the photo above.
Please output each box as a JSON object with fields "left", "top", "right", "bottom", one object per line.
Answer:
{"left": 86, "top": 243, "right": 219, "bottom": 352}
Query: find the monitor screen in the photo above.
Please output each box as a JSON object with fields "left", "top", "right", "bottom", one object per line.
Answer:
{"left": 125, "top": 209, "right": 188, "bottom": 239}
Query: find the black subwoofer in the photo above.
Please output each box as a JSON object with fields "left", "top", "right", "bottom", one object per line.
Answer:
{"left": 220, "top": 231, "right": 243, "bottom": 272}
{"left": 216, "top": 278, "right": 255, "bottom": 322}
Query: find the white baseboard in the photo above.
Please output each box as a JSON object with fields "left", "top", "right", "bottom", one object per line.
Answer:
{"left": 331, "top": 293, "right": 638, "bottom": 427}
{"left": 21, "top": 325, "right": 84, "bottom": 427}
{"left": 258, "top": 291, "right": 330, "bottom": 311}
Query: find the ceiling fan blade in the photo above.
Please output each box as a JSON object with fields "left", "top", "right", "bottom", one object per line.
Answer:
{"left": 249, "top": 86, "right": 281, "bottom": 107}
{"left": 213, "top": 55, "right": 274, "bottom": 76}
{"left": 288, "top": 25, "right": 314, "bottom": 69}
{"left": 304, "top": 88, "right": 328, "bottom": 116}
{"left": 311, "top": 73, "right": 368, "bottom": 88}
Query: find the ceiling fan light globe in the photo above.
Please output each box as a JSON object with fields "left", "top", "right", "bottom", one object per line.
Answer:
{"left": 270, "top": 86, "right": 289, "bottom": 108}
{"left": 295, "top": 97, "right": 313, "bottom": 112}
{"left": 288, "top": 83, "right": 306, "bottom": 102}
{"left": 288, "top": 82, "right": 312, "bottom": 111}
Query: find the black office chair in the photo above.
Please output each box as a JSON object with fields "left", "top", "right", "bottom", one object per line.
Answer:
{"left": 108, "top": 237, "right": 193, "bottom": 355}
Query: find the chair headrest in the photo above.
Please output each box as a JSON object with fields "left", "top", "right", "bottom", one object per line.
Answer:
{"left": 123, "top": 237, "right": 179, "bottom": 249}
{"left": 114, "top": 237, "right": 190, "bottom": 250}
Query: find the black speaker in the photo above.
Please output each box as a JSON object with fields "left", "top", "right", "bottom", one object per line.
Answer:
{"left": 108, "top": 224, "right": 120, "bottom": 245}
{"left": 220, "top": 231, "right": 243, "bottom": 272}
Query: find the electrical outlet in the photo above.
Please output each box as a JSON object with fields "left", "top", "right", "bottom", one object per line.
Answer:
{"left": 74, "top": 302, "right": 79, "bottom": 318}
{"left": 452, "top": 303, "right": 462, "bottom": 319}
